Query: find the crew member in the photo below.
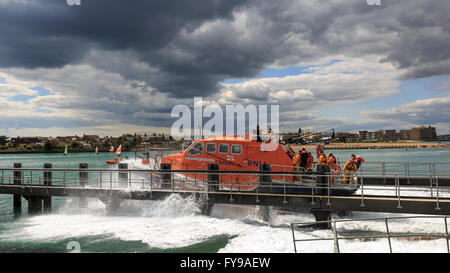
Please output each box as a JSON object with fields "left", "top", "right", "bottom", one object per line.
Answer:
{"left": 306, "top": 152, "right": 314, "bottom": 171}
{"left": 327, "top": 152, "right": 337, "bottom": 170}
{"left": 318, "top": 151, "right": 327, "bottom": 165}
{"left": 300, "top": 148, "right": 308, "bottom": 170}
{"left": 292, "top": 150, "right": 302, "bottom": 181}
{"left": 343, "top": 154, "right": 358, "bottom": 184}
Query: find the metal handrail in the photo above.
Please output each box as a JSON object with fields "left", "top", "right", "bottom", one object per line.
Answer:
{"left": 0, "top": 167, "right": 449, "bottom": 177}
{"left": 1, "top": 165, "right": 450, "bottom": 213}
{"left": 291, "top": 215, "right": 450, "bottom": 253}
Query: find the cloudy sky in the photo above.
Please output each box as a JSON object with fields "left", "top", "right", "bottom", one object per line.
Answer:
{"left": 0, "top": 0, "right": 449, "bottom": 137}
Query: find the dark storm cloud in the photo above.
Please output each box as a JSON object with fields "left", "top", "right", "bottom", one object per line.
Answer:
{"left": 0, "top": 0, "right": 248, "bottom": 96}
{"left": 0, "top": 0, "right": 245, "bottom": 64}
{"left": 1, "top": 0, "right": 449, "bottom": 98}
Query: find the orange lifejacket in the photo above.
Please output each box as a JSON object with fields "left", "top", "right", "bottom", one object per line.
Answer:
{"left": 292, "top": 152, "right": 301, "bottom": 167}
{"left": 327, "top": 155, "right": 337, "bottom": 169}
{"left": 343, "top": 160, "right": 358, "bottom": 184}
{"left": 344, "top": 160, "right": 357, "bottom": 172}
{"left": 318, "top": 154, "right": 327, "bottom": 165}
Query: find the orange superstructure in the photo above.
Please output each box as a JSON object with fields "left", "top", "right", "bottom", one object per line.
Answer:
{"left": 161, "top": 136, "right": 296, "bottom": 191}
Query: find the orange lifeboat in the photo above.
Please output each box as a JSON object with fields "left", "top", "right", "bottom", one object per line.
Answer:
{"left": 106, "top": 157, "right": 122, "bottom": 164}
{"left": 161, "top": 136, "right": 296, "bottom": 191}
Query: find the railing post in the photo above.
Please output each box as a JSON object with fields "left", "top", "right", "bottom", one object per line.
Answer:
{"left": 259, "top": 164, "right": 272, "bottom": 193}
{"left": 396, "top": 175, "right": 402, "bottom": 209}
{"left": 435, "top": 176, "right": 441, "bottom": 210}
{"left": 160, "top": 163, "right": 172, "bottom": 190}
{"left": 291, "top": 223, "right": 297, "bottom": 253}
{"left": 229, "top": 174, "right": 233, "bottom": 202}
{"left": 333, "top": 220, "right": 340, "bottom": 253}
{"left": 79, "top": 163, "right": 88, "bottom": 208}
{"left": 360, "top": 174, "right": 365, "bottom": 207}
{"left": 13, "top": 163, "right": 22, "bottom": 214}
{"left": 316, "top": 164, "right": 330, "bottom": 196}
{"left": 405, "top": 163, "right": 410, "bottom": 184}
{"left": 80, "top": 163, "right": 88, "bottom": 187}
{"left": 445, "top": 217, "right": 449, "bottom": 253}
{"left": 150, "top": 170, "right": 153, "bottom": 198}
{"left": 207, "top": 164, "right": 219, "bottom": 192}
{"left": 172, "top": 169, "right": 175, "bottom": 193}
{"left": 326, "top": 174, "right": 331, "bottom": 206}
{"left": 43, "top": 163, "right": 52, "bottom": 213}
{"left": 118, "top": 163, "right": 128, "bottom": 188}
{"left": 385, "top": 218, "right": 393, "bottom": 253}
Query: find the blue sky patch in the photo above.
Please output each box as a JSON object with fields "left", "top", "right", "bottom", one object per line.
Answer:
{"left": 222, "top": 59, "right": 343, "bottom": 84}
{"left": 7, "top": 94, "right": 36, "bottom": 103}
{"left": 6, "top": 86, "right": 53, "bottom": 103}
{"left": 30, "top": 86, "right": 52, "bottom": 96}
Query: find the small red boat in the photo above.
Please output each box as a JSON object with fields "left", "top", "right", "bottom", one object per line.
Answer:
{"left": 106, "top": 157, "right": 122, "bottom": 164}
{"left": 106, "top": 144, "right": 123, "bottom": 164}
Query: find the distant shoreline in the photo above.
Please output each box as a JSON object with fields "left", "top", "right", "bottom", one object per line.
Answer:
{"left": 290, "top": 142, "right": 450, "bottom": 150}
{"left": 0, "top": 142, "right": 448, "bottom": 154}
{"left": 0, "top": 145, "right": 182, "bottom": 154}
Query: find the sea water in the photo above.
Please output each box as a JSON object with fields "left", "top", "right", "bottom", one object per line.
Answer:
{"left": 0, "top": 147, "right": 449, "bottom": 253}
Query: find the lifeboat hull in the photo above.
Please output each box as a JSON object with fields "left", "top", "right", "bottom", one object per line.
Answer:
{"left": 161, "top": 136, "right": 296, "bottom": 192}
{"left": 106, "top": 157, "right": 122, "bottom": 164}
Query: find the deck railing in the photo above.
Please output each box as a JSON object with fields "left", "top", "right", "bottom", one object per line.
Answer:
{"left": 0, "top": 164, "right": 449, "bottom": 206}
{"left": 291, "top": 215, "right": 450, "bottom": 253}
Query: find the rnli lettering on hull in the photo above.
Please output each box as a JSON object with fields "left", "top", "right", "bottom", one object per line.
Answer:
{"left": 247, "top": 160, "right": 267, "bottom": 168}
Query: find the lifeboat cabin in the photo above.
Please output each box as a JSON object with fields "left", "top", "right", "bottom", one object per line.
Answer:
{"left": 161, "top": 136, "right": 299, "bottom": 191}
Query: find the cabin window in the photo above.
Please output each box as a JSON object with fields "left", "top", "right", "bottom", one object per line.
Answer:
{"left": 206, "top": 143, "right": 216, "bottom": 153}
{"left": 231, "top": 144, "right": 242, "bottom": 155}
{"left": 187, "top": 142, "right": 204, "bottom": 156}
{"left": 218, "top": 143, "right": 229, "bottom": 154}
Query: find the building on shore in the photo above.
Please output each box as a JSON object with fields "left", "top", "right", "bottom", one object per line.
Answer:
{"left": 56, "top": 136, "right": 80, "bottom": 143}
{"left": 384, "top": 130, "right": 399, "bottom": 141}
{"left": 358, "top": 130, "right": 369, "bottom": 141}
{"left": 410, "top": 126, "right": 437, "bottom": 140}
{"left": 10, "top": 137, "right": 42, "bottom": 145}
{"left": 400, "top": 129, "right": 410, "bottom": 140}
{"left": 82, "top": 134, "right": 100, "bottom": 143}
